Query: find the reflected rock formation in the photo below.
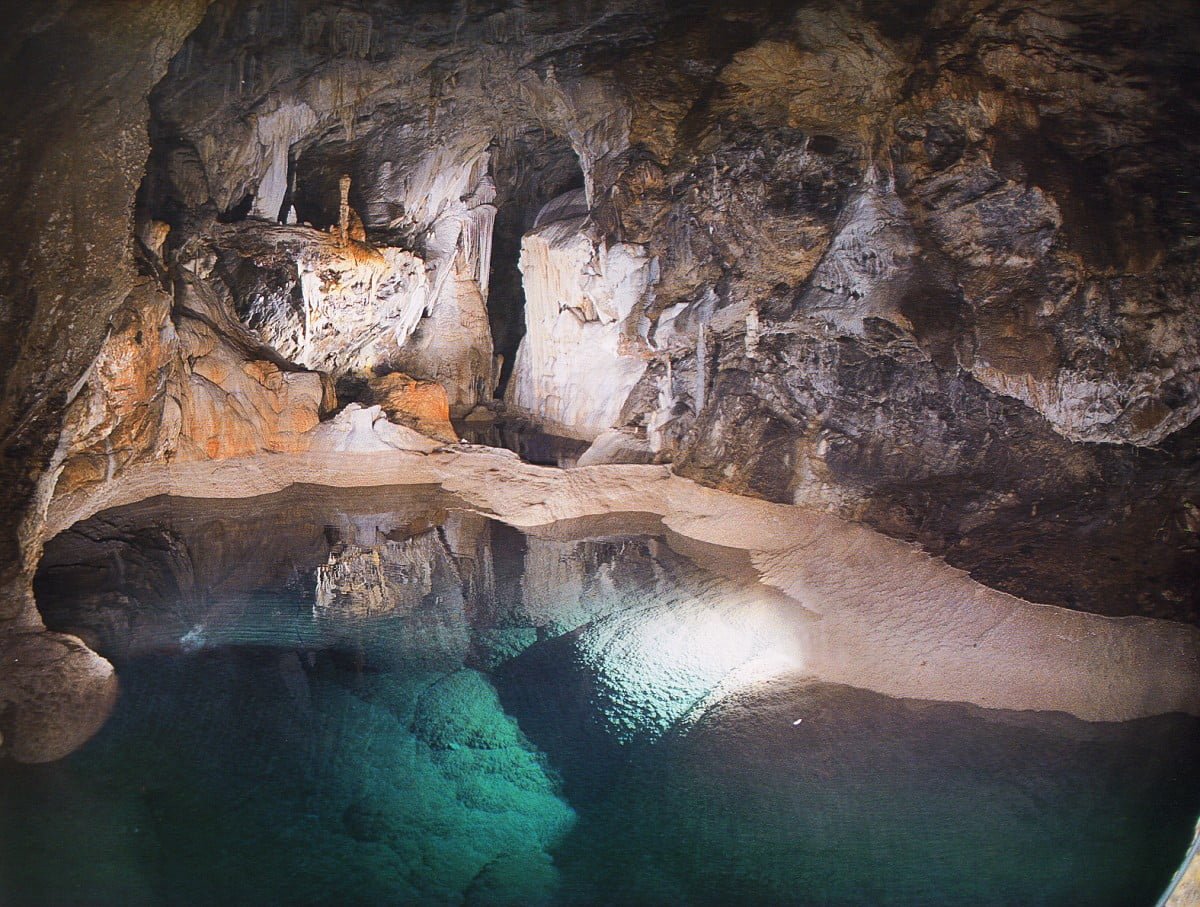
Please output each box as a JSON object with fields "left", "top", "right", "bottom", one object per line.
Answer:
{"left": 37, "top": 489, "right": 807, "bottom": 744}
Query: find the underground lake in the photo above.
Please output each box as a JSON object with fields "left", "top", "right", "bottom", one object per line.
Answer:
{"left": 3, "top": 483, "right": 1197, "bottom": 907}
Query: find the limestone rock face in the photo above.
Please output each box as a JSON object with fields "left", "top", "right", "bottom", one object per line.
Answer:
{"left": 0, "top": 0, "right": 212, "bottom": 763}
{"left": 52, "top": 272, "right": 331, "bottom": 506}
{"left": 364, "top": 373, "right": 457, "bottom": 444}
{"left": 203, "top": 203, "right": 496, "bottom": 409}
{"left": 506, "top": 191, "right": 657, "bottom": 439}
{"left": 0, "top": 0, "right": 212, "bottom": 625}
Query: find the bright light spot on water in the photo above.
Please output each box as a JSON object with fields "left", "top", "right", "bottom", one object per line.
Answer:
{"left": 580, "top": 589, "right": 806, "bottom": 739}
{"left": 180, "top": 624, "right": 207, "bottom": 651}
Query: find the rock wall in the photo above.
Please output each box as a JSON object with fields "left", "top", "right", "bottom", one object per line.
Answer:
{"left": 0, "top": 0, "right": 213, "bottom": 763}
{"left": 506, "top": 191, "right": 656, "bottom": 438}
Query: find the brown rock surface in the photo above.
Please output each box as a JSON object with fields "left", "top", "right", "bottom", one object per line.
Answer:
{"left": 0, "top": 628, "right": 118, "bottom": 764}
{"left": 365, "top": 373, "right": 457, "bottom": 443}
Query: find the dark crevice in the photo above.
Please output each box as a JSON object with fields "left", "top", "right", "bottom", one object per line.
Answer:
{"left": 487, "top": 131, "right": 585, "bottom": 398}
{"left": 217, "top": 192, "right": 255, "bottom": 224}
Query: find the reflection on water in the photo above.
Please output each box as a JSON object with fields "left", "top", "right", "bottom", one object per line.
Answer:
{"left": 3, "top": 486, "right": 1198, "bottom": 906}
{"left": 454, "top": 418, "right": 592, "bottom": 467}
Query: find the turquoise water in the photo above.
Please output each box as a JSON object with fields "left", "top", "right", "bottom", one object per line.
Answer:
{"left": 4, "top": 486, "right": 1198, "bottom": 906}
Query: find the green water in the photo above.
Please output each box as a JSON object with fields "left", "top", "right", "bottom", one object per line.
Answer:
{"left": 3, "top": 488, "right": 1198, "bottom": 906}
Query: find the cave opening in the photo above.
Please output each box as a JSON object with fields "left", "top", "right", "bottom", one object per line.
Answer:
{"left": 290, "top": 139, "right": 364, "bottom": 231}
{"left": 487, "top": 131, "right": 585, "bottom": 399}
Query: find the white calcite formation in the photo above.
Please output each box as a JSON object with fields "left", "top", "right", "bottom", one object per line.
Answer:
{"left": 291, "top": 242, "right": 432, "bottom": 374}
{"left": 383, "top": 150, "right": 498, "bottom": 408}
{"left": 212, "top": 156, "right": 497, "bottom": 408}
{"left": 507, "top": 190, "right": 657, "bottom": 438}
{"left": 303, "top": 404, "right": 441, "bottom": 454}
{"left": 240, "top": 230, "right": 432, "bottom": 374}
{"left": 247, "top": 100, "right": 318, "bottom": 220}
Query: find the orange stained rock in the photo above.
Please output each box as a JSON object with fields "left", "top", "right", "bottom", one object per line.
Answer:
{"left": 367, "top": 372, "right": 458, "bottom": 443}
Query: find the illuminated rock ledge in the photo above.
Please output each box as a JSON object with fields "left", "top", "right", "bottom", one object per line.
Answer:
{"left": 41, "top": 445, "right": 1200, "bottom": 734}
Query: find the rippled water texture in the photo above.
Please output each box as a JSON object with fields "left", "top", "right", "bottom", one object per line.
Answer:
{"left": 3, "top": 486, "right": 1198, "bottom": 906}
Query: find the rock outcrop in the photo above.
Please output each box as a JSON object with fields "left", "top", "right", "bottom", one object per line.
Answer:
{"left": 363, "top": 372, "right": 457, "bottom": 443}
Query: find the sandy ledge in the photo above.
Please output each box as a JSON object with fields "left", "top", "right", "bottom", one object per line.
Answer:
{"left": 44, "top": 445, "right": 1200, "bottom": 724}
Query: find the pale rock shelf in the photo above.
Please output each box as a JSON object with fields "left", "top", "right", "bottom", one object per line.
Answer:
{"left": 44, "top": 445, "right": 1200, "bottom": 728}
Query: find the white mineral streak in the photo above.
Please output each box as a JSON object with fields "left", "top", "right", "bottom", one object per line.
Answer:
{"left": 47, "top": 446, "right": 1200, "bottom": 725}
{"left": 507, "top": 190, "right": 656, "bottom": 438}
{"left": 745, "top": 302, "right": 760, "bottom": 359}
{"left": 647, "top": 359, "right": 674, "bottom": 454}
{"left": 973, "top": 364, "right": 1200, "bottom": 447}
{"left": 799, "top": 181, "right": 918, "bottom": 336}
{"left": 250, "top": 101, "right": 317, "bottom": 220}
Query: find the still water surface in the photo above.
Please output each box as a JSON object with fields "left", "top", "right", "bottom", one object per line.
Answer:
{"left": 3, "top": 485, "right": 1197, "bottom": 906}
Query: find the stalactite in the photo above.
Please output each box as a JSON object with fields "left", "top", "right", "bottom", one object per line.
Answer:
{"left": 337, "top": 174, "right": 351, "bottom": 245}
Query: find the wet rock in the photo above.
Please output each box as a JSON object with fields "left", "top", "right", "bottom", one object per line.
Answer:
{"left": 576, "top": 429, "right": 655, "bottom": 467}
{"left": 0, "top": 629, "right": 117, "bottom": 763}
{"left": 411, "top": 670, "right": 524, "bottom": 751}
{"left": 4, "top": 0, "right": 1200, "bottom": 769}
